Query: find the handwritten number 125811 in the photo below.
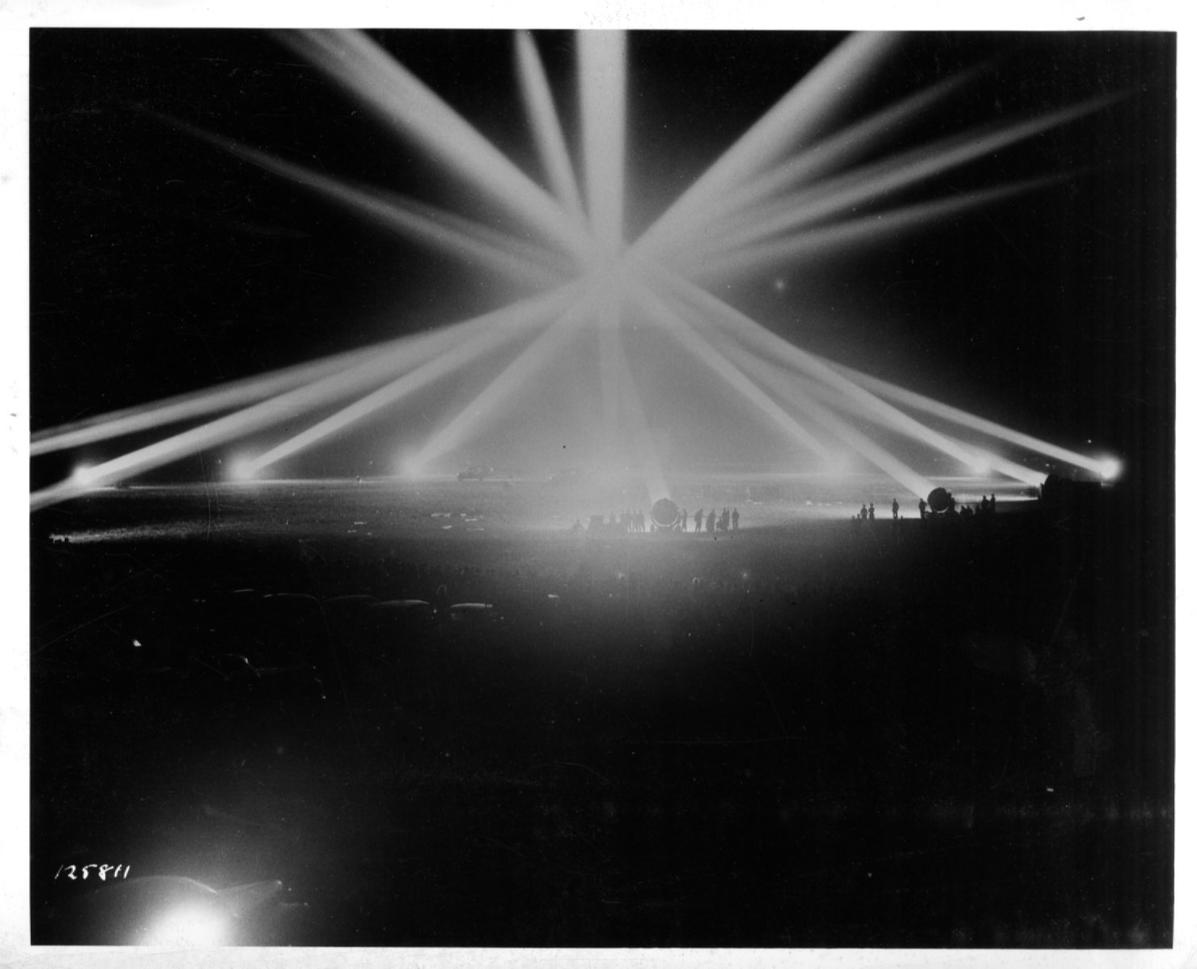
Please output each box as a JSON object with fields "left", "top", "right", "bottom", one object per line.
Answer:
{"left": 54, "top": 863, "right": 131, "bottom": 882}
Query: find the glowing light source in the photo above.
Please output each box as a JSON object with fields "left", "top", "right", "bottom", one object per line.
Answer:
{"left": 226, "top": 455, "right": 258, "bottom": 482}
{"left": 832, "top": 360, "right": 1117, "bottom": 478}
{"left": 31, "top": 287, "right": 577, "bottom": 509}
{"left": 138, "top": 906, "right": 229, "bottom": 947}
{"left": 1099, "top": 457, "right": 1123, "bottom": 481}
{"left": 245, "top": 287, "right": 572, "bottom": 475}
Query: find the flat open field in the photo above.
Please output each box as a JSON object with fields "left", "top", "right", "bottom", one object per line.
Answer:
{"left": 30, "top": 477, "right": 1172, "bottom": 946}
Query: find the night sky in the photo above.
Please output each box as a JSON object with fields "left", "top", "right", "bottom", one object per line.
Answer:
{"left": 29, "top": 29, "right": 1175, "bottom": 488}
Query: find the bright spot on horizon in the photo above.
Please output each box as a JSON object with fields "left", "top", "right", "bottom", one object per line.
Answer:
{"left": 1099, "top": 456, "right": 1122, "bottom": 481}
{"left": 394, "top": 453, "right": 423, "bottom": 479}
{"left": 71, "top": 463, "right": 96, "bottom": 486}
{"left": 138, "top": 906, "right": 228, "bottom": 947}
{"left": 773, "top": 277, "right": 788, "bottom": 293}
{"left": 227, "top": 455, "right": 257, "bottom": 482}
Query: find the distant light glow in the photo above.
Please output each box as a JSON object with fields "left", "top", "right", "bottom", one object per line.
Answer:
{"left": 1099, "top": 456, "right": 1123, "bottom": 481}
{"left": 70, "top": 463, "right": 96, "bottom": 486}
{"left": 227, "top": 455, "right": 257, "bottom": 482}
{"left": 138, "top": 906, "right": 229, "bottom": 947}
{"left": 967, "top": 452, "right": 993, "bottom": 474}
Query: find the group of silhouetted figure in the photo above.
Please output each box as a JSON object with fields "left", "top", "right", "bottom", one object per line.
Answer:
{"left": 852, "top": 493, "right": 1002, "bottom": 525}
{"left": 914, "top": 492, "right": 1000, "bottom": 520}
{"left": 576, "top": 509, "right": 650, "bottom": 535}
{"left": 686, "top": 506, "right": 739, "bottom": 538}
{"left": 853, "top": 499, "right": 903, "bottom": 521}
{"left": 571, "top": 505, "right": 742, "bottom": 537}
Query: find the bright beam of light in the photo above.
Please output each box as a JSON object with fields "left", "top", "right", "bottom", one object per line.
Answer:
{"left": 406, "top": 291, "right": 601, "bottom": 474}
{"left": 681, "top": 176, "right": 1062, "bottom": 282}
{"left": 629, "top": 283, "right": 833, "bottom": 461}
{"left": 578, "top": 30, "right": 628, "bottom": 256}
{"left": 31, "top": 287, "right": 579, "bottom": 510}
{"left": 516, "top": 31, "right": 587, "bottom": 224}
{"left": 724, "top": 343, "right": 935, "bottom": 497}
{"left": 655, "top": 268, "right": 989, "bottom": 469}
{"left": 689, "top": 95, "right": 1116, "bottom": 262}
{"left": 831, "top": 360, "right": 1115, "bottom": 477}
{"left": 633, "top": 32, "right": 900, "bottom": 259}
{"left": 246, "top": 299, "right": 563, "bottom": 474}
{"left": 30, "top": 298, "right": 544, "bottom": 456}
{"left": 638, "top": 68, "right": 981, "bottom": 262}
{"left": 172, "top": 120, "right": 569, "bottom": 290}
{"left": 278, "top": 29, "right": 596, "bottom": 264}
{"left": 792, "top": 372, "right": 1048, "bottom": 486}
{"left": 32, "top": 339, "right": 388, "bottom": 456}
{"left": 611, "top": 322, "right": 670, "bottom": 502}
{"left": 596, "top": 297, "right": 623, "bottom": 462}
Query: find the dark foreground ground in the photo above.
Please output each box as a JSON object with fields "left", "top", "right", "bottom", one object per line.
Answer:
{"left": 30, "top": 480, "right": 1172, "bottom": 947}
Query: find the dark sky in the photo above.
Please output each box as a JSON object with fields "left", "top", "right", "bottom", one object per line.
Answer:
{"left": 29, "top": 29, "right": 1174, "bottom": 484}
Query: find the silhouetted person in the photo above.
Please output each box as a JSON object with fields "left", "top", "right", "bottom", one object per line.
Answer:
{"left": 918, "top": 497, "right": 927, "bottom": 520}
{"left": 706, "top": 509, "right": 717, "bottom": 539}
{"left": 695, "top": 508, "right": 705, "bottom": 533}
{"left": 719, "top": 507, "right": 730, "bottom": 532}
{"left": 681, "top": 508, "right": 688, "bottom": 532}
{"left": 891, "top": 498, "right": 899, "bottom": 520}
{"left": 731, "top": 507, "right": 740, "bottom": 532}
{"left": 868, "top": 502, "right": 875, "bottom": 521}
{"left": 990, "top": 492, "right": 997, "bottom": 513}
{"left": 860, "top": 504, "right": 868, "bottom": 520}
